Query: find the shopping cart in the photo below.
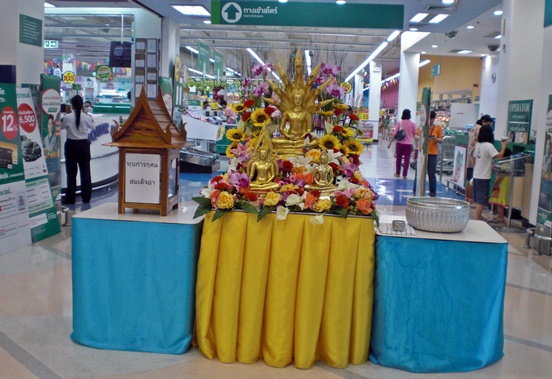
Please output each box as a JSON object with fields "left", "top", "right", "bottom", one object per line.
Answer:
{"left": 437, "top": 135, "right": 455, "bottom": 180}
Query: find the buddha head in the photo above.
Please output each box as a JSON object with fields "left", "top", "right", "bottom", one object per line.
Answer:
{"left": 292, "top": 89, "right": 305, "bottom": 107}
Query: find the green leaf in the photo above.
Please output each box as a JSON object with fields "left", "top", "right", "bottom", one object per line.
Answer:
{"left": 333, "top": 207, "right": 349, "bottom": 219}
{"left": 193, "top": 196, "right": 211, "bottom": 208}
{"left": 257, "top": 206, "right": 273, "bottom": 222}
{"left": 372, "top": 210, "right": 380, "bottom": 227}
{"left": 193, "top": 206, "right": 211, "bottom": 219}
{"left": 212, "top": 208, "right": 231, "bottom": 222}
{"left": 239, "top": 202, "right": 259, "bottom": 215}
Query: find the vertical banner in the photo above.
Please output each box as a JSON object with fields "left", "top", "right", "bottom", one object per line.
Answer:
{"left": 415, "top": 87, "right": 431, "bottom": 196}
{"left": 17, "top": 88, "right": 60, "bottom": 242}
{"left": 0, "top": 66, "right": 32, "bottom": 253}
{"left": 214, "top": 50, "right": 225, "bottom": 78}
{"left": 451, "top": 146, "right": 466, "bottom": 187}
{"left": 159, "top": 76, "right": 174, "bottom": 117}
{"left": 197, "top": 41, "right": 211, "bottom": 74}
{"left": 40, "top": 74, "right": 62, "bottom": 201}
{"left": 538, "top": 95, "right": 552, "bottom": 224}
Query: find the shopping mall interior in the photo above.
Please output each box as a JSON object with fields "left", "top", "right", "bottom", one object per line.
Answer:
{"left": 2, "top": 0, "right": 552, "bottom": 378}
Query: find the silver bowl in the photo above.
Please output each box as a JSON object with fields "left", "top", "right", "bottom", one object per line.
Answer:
{"left": 406, "top": 197, "right": 470, "bottom": 233}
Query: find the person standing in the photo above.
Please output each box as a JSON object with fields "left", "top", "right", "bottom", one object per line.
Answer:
{"left": 465, "top": 115, "right": 492, "bottom": 203}
{"left": 413, "top": 111, "right": 443, "bottom": 196}
{"left": 60, "top": 95, "right": 94, "bottom": 204}
{"left": 473, "top": 124, "right": 508, "bottom": 221}
{"left": 387, "top": 109, "right": 416, "bottom": 179}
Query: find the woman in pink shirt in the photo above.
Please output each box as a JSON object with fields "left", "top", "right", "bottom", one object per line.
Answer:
{"left": 388, "top": 109, "right": 417, "bottom": 178}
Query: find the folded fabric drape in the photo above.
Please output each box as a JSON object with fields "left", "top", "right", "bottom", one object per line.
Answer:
{"left": 195, "top": 211, "right": 375, "bottom": 369}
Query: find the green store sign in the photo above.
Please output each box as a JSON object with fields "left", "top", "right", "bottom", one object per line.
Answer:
{"left": 211, "top": 1, "right": 404, "bottom": 29}
{"left": 507, "top": 99, "right": 533, "bottom": 133}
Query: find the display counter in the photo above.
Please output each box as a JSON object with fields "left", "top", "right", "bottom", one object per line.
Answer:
{"left": 71, "top": 202, "right": 202, "bottom": 354}
{"left": 195, "top": 211, "right": 375, "bottom": 369}
{"left": 370, "top": 217, "right": 508, "bottom": 373}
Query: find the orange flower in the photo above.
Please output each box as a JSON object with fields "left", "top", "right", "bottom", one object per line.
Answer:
{"left": 304, "top": 173, "right": 315, "bottom": 185}
{"left": 357, "top": 198, "right": 373, "bottom": 215}
{"left": 304, "top": 192, "right": 319, "bottom": 209}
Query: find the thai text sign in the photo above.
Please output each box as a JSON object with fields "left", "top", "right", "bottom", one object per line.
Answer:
{"left": 507, "top": 99, "right": 533, "bottom": 133}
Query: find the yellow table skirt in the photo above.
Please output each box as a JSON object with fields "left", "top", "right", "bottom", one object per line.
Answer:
{"left": 195, "top": 211, "right": 375, "bottom": 369}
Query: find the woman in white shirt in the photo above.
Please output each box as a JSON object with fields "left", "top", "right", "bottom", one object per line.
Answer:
{"left": 472, "top": 124, "right": 508, "bottom": 221}
{"left": 60, "top": 95, "right": 95, "bottom": 204}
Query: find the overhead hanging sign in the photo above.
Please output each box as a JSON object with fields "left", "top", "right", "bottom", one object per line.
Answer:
{"left": 214, "top": 50, "right": 225, "bottom": 78}
{"left": 198, "top": 41, "right": 211, "bottom": 74}
{"left": 211, "top": 1, "right": 404, "bottom": 29}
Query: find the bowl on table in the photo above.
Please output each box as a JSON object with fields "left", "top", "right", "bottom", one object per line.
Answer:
{"left": 406, "top": 197, "right": 470, "bottom": 233}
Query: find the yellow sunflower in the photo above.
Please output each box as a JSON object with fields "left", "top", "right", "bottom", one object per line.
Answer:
{"left": 318, "top": 134, "right": 342, "bottom": 151}
{"left": 343, "top": 138, "right": 364, "bottom": 155}
{"left": 307, "top": 149, "right": 322, "bottom": 163}
{"left": 339, "top": 145, "right": 350, "bottom": 156}
{"left": 226, "top": 128, "right": 245, "bottom": 142}
{"left": 225, "top": 141, "right": 239, "bottom": 157}
{"left": 340, "top": 128, "right": 355, "bottom": 138}
{"left": 250, "top": 109, "right": 271, "bottom": 127}
{"left": 231, "top": 103, "right": 247, "bottom": 113}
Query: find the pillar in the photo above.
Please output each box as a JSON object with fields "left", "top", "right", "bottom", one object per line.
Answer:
{"left": 369, "top": 61, "right": 382, "bottom": 140}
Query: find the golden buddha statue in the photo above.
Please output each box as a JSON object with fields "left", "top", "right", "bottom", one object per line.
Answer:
{"left": 247, "top": 128, "right": 280, "bottom": 192}
{"left": 305, "top": 150, "right": 336, "bottom": 194}
{"left": 264, "top": 49, "right": 335, "bottom": 156}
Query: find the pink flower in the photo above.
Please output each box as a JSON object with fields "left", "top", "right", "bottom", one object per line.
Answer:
{"left": 228, "top": 171, "right": 250, "bottom": 188}
{"left": 326, "top": 84, "right": 346, "bottom": 97}
{"left": 321, "top": 63, "right": 341, "bottom": 76}
{"left": 253, "top": 82, "right": 270, "bottom": 97}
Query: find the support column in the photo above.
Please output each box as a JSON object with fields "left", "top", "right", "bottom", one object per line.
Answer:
{"left": 160, "top": 18, "right": 180, "bottom": 78}
{"left": 397, "top": 34, "right": 421, "bottom": 119}
{"left": 369, "top": 61, "right": 382, "bottom": 141}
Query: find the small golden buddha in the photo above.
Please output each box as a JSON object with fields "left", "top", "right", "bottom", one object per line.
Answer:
{"left": 265, "top": 49, "right": 335, "bottom": 156}
{"left": 305, "top": 150, "right": 336, "bottom": 194}
{"left": 247, "top": 129, "right": 280, "bottom": 192}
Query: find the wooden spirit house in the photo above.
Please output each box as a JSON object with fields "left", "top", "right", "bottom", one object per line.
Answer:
{"left": 106, "top": 87, "right": 187, "bottom": 216}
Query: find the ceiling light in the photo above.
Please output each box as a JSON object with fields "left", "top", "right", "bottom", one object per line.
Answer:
{"left": 421, "top": 51, "right": 426, "bottom": 54}
{"left": 336, "top": 0, "right": 346, "bottom": 5}
{"left": 305, "top": 50, "right": 312, "bottom": 75}
{"left": 431, "top": 45, "right": 438, "bottom": 48}
{"left": 278, "top": 0, "right": 288, "bottom": 3}
{"left": 172, "top": 5, "right": 210, "bottom": 17}
{"left": 226, "top": 67, "right": 241, "bottom": 77}
{"left": 186, "top": 46, "right": 199, "bottom": 54}
{"left": 409, "top": 27, "right": 418, "bottom": 31}
{"left": 345, "top": 41, "right": 388, "bottom": 82}
{"left": 381, "top": 59, "right": 431, "bottom": 84}
{"left": 209, "top": 58, "right": 215, "bottom": 63}
{"left": 419, "top": 59, "right": 431, "bottom": 67}
{"left": 44, "top": 2, "right": 55, "bottom": 7}
{"left": 429, "top": 14, "right": 449, "bottom": 24}
{"left": 494, "top": 10, "right": 503, "bottom": 16}
{"left": 410, "top": 13, "right": 428, "bottom": 23}
{"left": 480, "top": 54, "right": 486, "bottom": 57}
{"left": 466, "top": 25, "right": 475, "bottom": 29}
{"left": 387, "top": 30, "right": 401, "bottom": 42}
{"left": 203, "top": 20, "right": 211, "bottom": 24}
{"left": 457, "top": 50, "right": 473, "bottom": 54}
{"left": 495, "top": 34, "right": 502, "bottom": 39}
{"left": 188, "top": 68, "right": 215, "bottom": 79}
{"left": 442, "top": 0, "right": 455, "bottom": 4}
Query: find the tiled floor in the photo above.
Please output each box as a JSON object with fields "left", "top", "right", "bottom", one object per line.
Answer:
{"left": 1, "top": 141, "right": 552, "bottom": 378}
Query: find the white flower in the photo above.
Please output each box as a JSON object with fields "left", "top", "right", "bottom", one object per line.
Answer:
{"left": 310, "top": 214, "right": 324, "bottom": 225}
{"left": 200, "top": 182, "right": 215, "bottom": 198}
{"left": 288, "top": 155, "right": 313, "bottom": 167}
{"left": 228, "top": 158, "right": 239, "bottom": 171}
{"left": 276, "top": 205, "right": 289, "bottom": 220}
{"left": 326, "top": 150, "right": 343, "bottom": 165}
{"left": 335, "top": 176, "right": 359, "bottom": 190}
{"left": 285, "top": 194, "right": 303, "bottom": 207}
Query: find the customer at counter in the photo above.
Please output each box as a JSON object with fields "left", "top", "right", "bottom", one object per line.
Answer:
{"left": 465, "top": 115, "right": 492, "bottom": 203}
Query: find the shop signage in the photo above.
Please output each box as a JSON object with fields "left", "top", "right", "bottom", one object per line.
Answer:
{"left": 214, "top": 50, "right": 225, "bottom": 78}
{"left": 507, "top": 99, "right": 533, "bottom": 133}
{"left": 19, "top": 14, "right": 42, "bottom": 47}
{"left": 211, "top": 1, "right": 404, "bottom": 29}
{"left": 95, "top": 65, "right": 113, "bottom": 82}
{"left": 537, "top": 95, "right": 552, "bottom": 224}
{"left": 62, "top": 71, "right": 76, "bottom": 85}
{"left": 44, "top": 40, "right": 58, "bottom": 49}
{"left": 198, "top": 41, "right": 211, "bottom": 74}
{"left": 546, "top": 0, "right": 552, "bottom": 28}
{"left": 40, "top": 74, "right": 62, "bottom": 201}
{"left": 431, "top": 64, "right": 441, "bottom": 77}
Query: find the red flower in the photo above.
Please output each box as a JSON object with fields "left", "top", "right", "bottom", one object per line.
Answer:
{"left": 244, "top": 99, "right": 255, "bottom": 108}
{"left": 350, "top": 177, "right": 360, "bottom": 184}
{"left": 211, "top": 175, "right": 223, "bottom": 182}
{"left": 242, "top": 112, "right": 251, "bottom": 122}
{"left": 329, "top": 162, "right": 340, "bottom": 173}
{"left": 332, "top": 125, "right": 344, "bottom": 133}
{"left": 282, "top": 160, "right": 293, "bottom": 172}
{"left": 334, "top": 109, "right": 344, "bottom": 116}
{"left": 349, "top": 114, "right": 359, "bottom": 121}
{"left": 335, "top": 195, "right": 350, "bottom": 208}
{"left": 310, "top": 190, "right": 321, "bottom": 198}
{"left": 296, "top": 188, "right": 305, "bottom": 196}
{"left": 244, "top": 190, "right": 258, "bottom": 202}
{"left": 264, "top": 106, "right": 277, "bottom": 115}
{"left": 349, "top": 154, "right": 360, "bottom": 165}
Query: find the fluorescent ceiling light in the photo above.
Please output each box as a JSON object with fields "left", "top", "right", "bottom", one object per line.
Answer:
{"left": 278, "top": 0, "right": 288, "bottom": 2}
{"left": 494, "top": 10, "right": 503, "bottom": 16}
{"left": 442, "top": 0, "right": 455, "bottom": 4}
{"left": 209, "top": 58, "right": 215, "bottom": 63}
{"left": 44, "top": 2, "right": 55, "bottom": 7}
{"left": 409, "top": 27, "right": 419, "bottom": 31}
{"left": 466, "top": 25, "right": 475, "bottom": 29}
{"left": 186, "top": 46, "right": 199, "bottom": 54}
{"left": 410, "top": 13, "right": 428, "bottom": 23}
{"left": 188, "top": 68, "right": 215, "bottom": 79}
{"left": 495, "top": 34, "right": 502, "bottom": 39}
{"left": 419, "top": 59, "right": 431, "bottom": 67}
{"left": 203, "top": 20, "right": 211, "bottom": 24}
{"left": 457, "top": 50, "right": 473, "bottom": 54}
{"left": 336, "top": 0, "right": 346, "bottom": 5}
{"left": 431, "top": 45, "right": 438, "bottom": 48}
{"left": 381, "top": 59, "right": 430, "bottom": 85}
{"left": 172, "top": 5, "right": 210, "bottom": 17}
{"left": 226, "top": 67, "right": 241, "bottom": 76}
{"left": 421, "top": 51, "right": 427, "bottom": 54}
{"left": 387, "top": 30, "right": 401, "bottom": 42}
{"left": 345, "top": 41, "right": 388, "bottom": 82}
{"left": 429, "top": 14, "right": 449, "bottom": 23}
{"left": 305, "top": 50, "right": 312, "bottom": 75}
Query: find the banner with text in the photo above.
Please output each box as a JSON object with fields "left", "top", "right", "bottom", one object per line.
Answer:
{"left": 538, "top": 95, "right": 552, "bottom": 224}
{"left": 211, "top": 1, "right": 404, "bottom": 29}
{"left": 17, "top": 88, "right": 60, "bottom": 242}
{"left": 40, "top": 74, "right": 62, "bottom": 201}
{"left": 198, "top": 41, "right": 211, "bottom": 74}
{"left": 0, "top": 66, "right": 32, "bottom": 253}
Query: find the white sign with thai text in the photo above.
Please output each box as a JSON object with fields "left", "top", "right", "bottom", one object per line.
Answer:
{"left": 125, "top": 153, "right": 160, "bottom": 204}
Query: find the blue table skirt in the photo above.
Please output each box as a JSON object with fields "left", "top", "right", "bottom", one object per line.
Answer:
{"left": 71, "top": 218, "right": 202, "bottom": 354}
{"left": 370, "top": 236, "right": 508, "bottom": 373}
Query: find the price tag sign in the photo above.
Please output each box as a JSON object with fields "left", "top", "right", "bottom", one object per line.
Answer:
{"left": 1, "top": 106, "right": 18, "bottom": 140}
{"left": 62, "top": 71, "right": 76, "bottom": 84}
{"left": 17, "top": 103, "right": 36, "bottom": 133}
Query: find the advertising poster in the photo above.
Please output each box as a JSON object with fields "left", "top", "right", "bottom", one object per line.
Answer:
{"left": 40, "top": 74, "right": 62, "bottom": 201}
{"left": 0, "top": 65, "right": 32, "bottom": 253}
{"left": 17, "top": 88, "right": 60, "bottom": 241}
{"left": 451, "top": 146, "right": 466, "bottom": 187}
{"left": 159, "top": 76, "right": 174, "bottom": 117}
{"left": 537, "top": 95, "right": 552, "bottom": 224}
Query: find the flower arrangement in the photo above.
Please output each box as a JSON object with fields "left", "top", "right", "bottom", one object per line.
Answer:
{"left": 193, "top": 144, "right": 379, "bottom": 224}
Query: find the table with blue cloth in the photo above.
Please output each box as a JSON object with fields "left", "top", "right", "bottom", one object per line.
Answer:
{"left": 71, "top": 202, "right": 202, "bottom": 354}
{"left": 370, "top": 218, "right": 508, "bottom": 373}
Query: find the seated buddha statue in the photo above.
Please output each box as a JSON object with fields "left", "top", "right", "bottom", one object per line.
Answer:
{"left": 305, "top": 150, "right": 336, "bottom": 193}
{"left": 247, "top": 132, "right": 280, "bottom": 192}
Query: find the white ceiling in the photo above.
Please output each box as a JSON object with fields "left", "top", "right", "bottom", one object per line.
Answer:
{"left": 45, "top": 0, "right": 504, "bottom": 79}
